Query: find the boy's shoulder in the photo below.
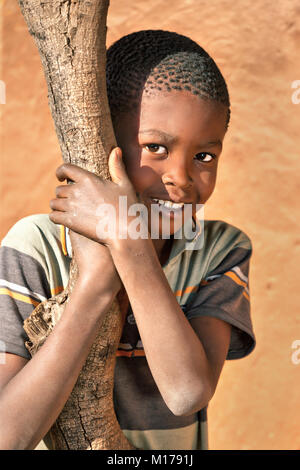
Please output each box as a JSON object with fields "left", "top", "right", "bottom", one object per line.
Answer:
{"left": 200, "top": 219, "right": 252, "bottom": 275}
{"left": 1, "top": 214, "right": 71, "bottom": 289}
{"left": 1, "top": 214, "right": 63, "bottom": 259}
{"left": 203, "top": 219, "right": 252, "bottom": 250}
{"left": 2, "top": 213, "right": 58, "bottom": 233}
{"left": 168, "top": 218, "right": 252, "bottom": 275}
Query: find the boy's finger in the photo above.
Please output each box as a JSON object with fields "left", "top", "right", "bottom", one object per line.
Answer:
{"left": 55, "top": 163, "right": 90, "bottom": 183}
{"left": 55, "top": 184, "right": 71, "bottom": 198}
{"left": 49, "top": 210, "right": 69, "bottom": 227}
{"left": 108, "top": 147, "right": 129, "bottom": 185}
{"left": 49, "top": 198, "right": 67, "bottom": 212}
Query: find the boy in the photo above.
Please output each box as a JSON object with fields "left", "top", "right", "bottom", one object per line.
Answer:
{"left": 0, "top": 30, "right": 255, "bottom": 450}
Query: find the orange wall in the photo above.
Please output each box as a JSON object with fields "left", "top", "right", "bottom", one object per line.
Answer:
{"left": 1, "top": 0, "right": 299, "bottom": 450}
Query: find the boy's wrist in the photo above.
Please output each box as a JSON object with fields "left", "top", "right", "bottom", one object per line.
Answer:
{"left": 109, "top": 235, "right": 153, "bottom": 258}
{"left": 109, "top": 237, "right": 161, "bottom": 285}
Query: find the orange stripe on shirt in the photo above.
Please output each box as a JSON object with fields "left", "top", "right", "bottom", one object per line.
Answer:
{"left": 116, "top": 350, "right": 133, "bottom": 357}
{"left": 51, "top": 286, "right": 64, "bottom": 296}
{"left": 133, "top": 350, "right": 146, "bottom": 357}
{"left": 225, "top": 271, "right": 248, "bottom": 288}
{"left": 225, "top": 272, "right": 250, "bottom": 301}
{"left": 174, "top": 285, "right": 198, "bottom": 297}
{"left": 243, "top": 291, "right": 250, "bottom": 301}
{"left": 0, "top": 288, "right": 40, "bottom": 307}
{"left": 116, "top": 349, "right": 146, "bottom": 358}
{"left": 60, "top": 225, "right": 68, "bottom": 256}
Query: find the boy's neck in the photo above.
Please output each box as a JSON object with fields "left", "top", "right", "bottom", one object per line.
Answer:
{"left": 152, "top": 237, "right": 173, "bottom": 266}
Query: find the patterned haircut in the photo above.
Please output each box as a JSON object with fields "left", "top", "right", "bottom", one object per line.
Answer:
{"left": 106, "top": 29, "right": 231, "bottom": 129}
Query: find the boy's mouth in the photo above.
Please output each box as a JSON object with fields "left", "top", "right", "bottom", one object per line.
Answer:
{"left": 144, "top": 197, "right": 196, "bottom": 236}
{"left": 150, "top": 198, "right": 184, "bottom": 211}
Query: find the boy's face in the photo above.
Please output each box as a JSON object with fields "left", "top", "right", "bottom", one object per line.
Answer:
{"left": 114, "top": 89, "right": 228, "bottom": 237}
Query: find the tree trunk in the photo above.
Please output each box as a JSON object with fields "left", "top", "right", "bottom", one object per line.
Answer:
{"left": 18, "top": 0, "right": 134, "bottom": 450}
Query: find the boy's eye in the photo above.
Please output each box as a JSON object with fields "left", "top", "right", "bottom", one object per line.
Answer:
{"left": 145, "top": 144, "right": 166, "bottom": 155}
{"left": 194, "top": 152, "right": 216, "bottom": 162}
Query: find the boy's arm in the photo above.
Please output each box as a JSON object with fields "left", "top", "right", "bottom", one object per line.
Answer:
{"left": 0, "top": 278, "right": 116, "bottom": 450}
{"left": 109, "top": 237, "right": 231, "bottom": 417}
{"left": 0, "top": 234, "right": 121, "bottom": 450}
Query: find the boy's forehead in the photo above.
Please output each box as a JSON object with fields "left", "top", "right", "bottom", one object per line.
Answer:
{"left": 138, "top": 90, "right": 228, "bottom": 138}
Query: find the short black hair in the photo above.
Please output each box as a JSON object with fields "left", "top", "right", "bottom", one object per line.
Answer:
{"left": 106, "top": 29, "right": 230, "bottom": 129}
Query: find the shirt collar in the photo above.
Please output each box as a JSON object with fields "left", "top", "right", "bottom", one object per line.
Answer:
{"left": 63, "top": 215, "right": 203, "bottom": 262}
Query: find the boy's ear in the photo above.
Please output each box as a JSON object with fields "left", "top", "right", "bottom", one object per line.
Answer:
{"left": 108, "top": 147, "right": 128, "bottom": 185}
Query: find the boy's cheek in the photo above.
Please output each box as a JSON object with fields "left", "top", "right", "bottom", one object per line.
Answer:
{"left": 195, "top": 170, "right": 218, "bottom": 202}
{"left": 126, "top": 165, "right": 158, "bottom": 193}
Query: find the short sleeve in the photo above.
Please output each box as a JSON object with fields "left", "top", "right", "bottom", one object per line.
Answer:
{"left": 184, "top": 244, "right": 256, "bottom": 360}
{"left": 0, "top": 217, "right": 53, "bottom": 360}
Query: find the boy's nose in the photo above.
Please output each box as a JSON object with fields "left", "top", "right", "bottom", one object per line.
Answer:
{"left": 162, "top": 158, "right": 193, "bottom": 192}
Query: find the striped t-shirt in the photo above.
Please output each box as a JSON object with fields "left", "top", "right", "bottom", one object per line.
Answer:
{"left": 0, "top": 214, "right": 255, "bottom": 450}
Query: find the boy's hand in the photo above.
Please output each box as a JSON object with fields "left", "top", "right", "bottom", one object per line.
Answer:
{"left": 49, "top": 147, "right": 141, "bottom": 248}
{"left": 69, "top": 230, "right": 121, "bottom": 297}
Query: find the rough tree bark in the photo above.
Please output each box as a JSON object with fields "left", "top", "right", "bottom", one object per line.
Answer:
{"left": 18, "top": 0, "right": 134, "bottom": 450}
